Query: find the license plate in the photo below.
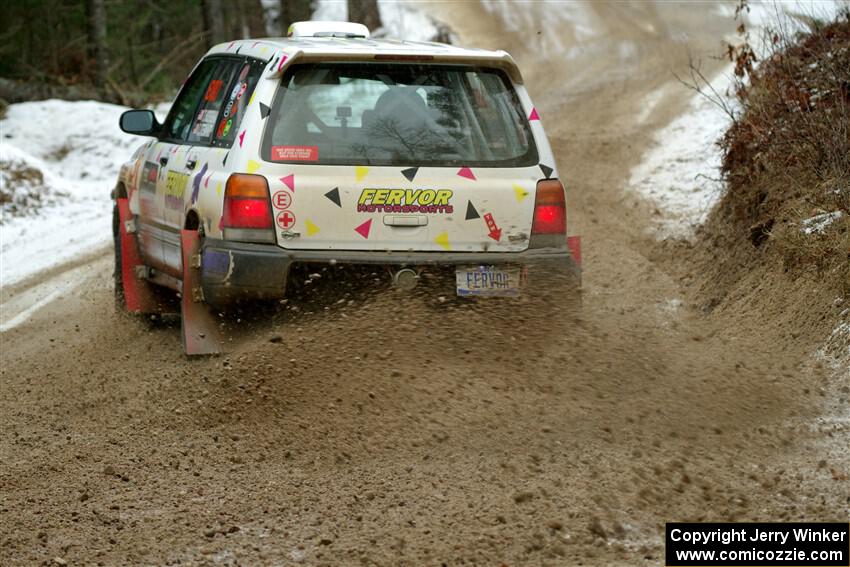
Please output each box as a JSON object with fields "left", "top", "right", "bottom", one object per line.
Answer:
{"left": 455, "top": 265, "right": 521, "bottom": 297}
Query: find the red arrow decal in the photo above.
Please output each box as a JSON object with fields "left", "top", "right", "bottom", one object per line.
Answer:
{"left": 484, "top": 212, "right": 502, "bottom": 241}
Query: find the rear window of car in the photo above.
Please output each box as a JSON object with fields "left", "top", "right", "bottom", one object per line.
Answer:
{"left": 261, "top": 63, "right": 538, "bottom": 167}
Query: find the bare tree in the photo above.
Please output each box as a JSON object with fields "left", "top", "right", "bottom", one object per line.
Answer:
{"left": 85, "top": 0, "right": 109, "bottom": 88}
{"left": 279, "top": 0, "right": 313, "bottom": 35}
{"left": 244, "top": 0, "right": 267, "bottom": 38}
{"left": 202, "top": 0, "right": 226, "bottom": 48}
{"left": 348, "top": 0, "right": 382, "bottom": 32}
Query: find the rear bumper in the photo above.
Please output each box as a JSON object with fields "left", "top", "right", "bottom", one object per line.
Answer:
{"left": 200, "top": 237, "right": 581, "bottom": 306}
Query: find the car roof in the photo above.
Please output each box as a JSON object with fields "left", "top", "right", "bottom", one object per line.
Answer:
{"left": 205, "top": 37, "right": 523, "bottom": 83}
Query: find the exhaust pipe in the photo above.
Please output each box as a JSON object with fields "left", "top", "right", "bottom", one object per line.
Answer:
{"left": 391, "top": 268, "right": 419, "bottom": 291}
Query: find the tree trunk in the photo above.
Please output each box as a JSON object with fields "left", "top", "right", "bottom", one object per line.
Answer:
{"left": 245, "top": 0, "right": 267, "bottom": 38}
{"left": 279, "top": 0, "right": 313, "bottom": 36}
{"left": 233, "top": 0, "right": 265, "bottom": 39}
{"left": 201, "top": 0, "right": 226, "bottom": 48}
{"left": 348, "top": 0, "right": 382, "bottom": 32}
{"left": 85, "top": 0, "right": 108, "bottom": 88}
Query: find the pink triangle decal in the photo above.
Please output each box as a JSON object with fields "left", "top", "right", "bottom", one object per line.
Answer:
{"left": 354, "top": 219, "right": 372, "bottom": 239}
{"left": 280, "top": 174, "right": 295, "bottom": 192}
{"left": 457, "top": 167, "right": 476, "bottom": 181}
{"left": 238, "top": 130, "right": 246, "bottom": 147}
{"left": 277, "top": 54, "right": 288, "bottom": 71}
{"left": 528, "top": 107, "right": 540, "bottom": 121}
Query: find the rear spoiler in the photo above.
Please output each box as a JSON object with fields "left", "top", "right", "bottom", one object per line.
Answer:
{"left": 263, "top": 48, "right": 525, "bottom": 85}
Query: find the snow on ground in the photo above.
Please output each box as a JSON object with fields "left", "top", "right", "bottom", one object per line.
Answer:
{"left": 628, "top": 68, "right": 734, "bottom": 239}
{"left": 824, "top": 314, "right": 850, "bottom": 363}
{"left": 0, "top": 101, "right": 170, "bottom": 289}
{"left": 1, "top": 143, "right": 69, "bottom": 216}
{"left": 312, "top": 0, "right": 442, "bottom": 42}
{"left": 260, "top": 0, "right": 447, "bottom": 41}
{"left": 808, "top": 303, "right": 849, "bottom": 446}
{"left": 715, "top": 0, "right": 850, "bottom": 43}
{"left": 801, "top": 210, "right": 844, "bottom": 234}
{"left": 0, "top": 100, "right": 141, "bottom": 287}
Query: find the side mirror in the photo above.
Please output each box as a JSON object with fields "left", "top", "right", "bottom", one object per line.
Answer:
{"left": 119, "top": 109, "right": 160, "bottom": 136}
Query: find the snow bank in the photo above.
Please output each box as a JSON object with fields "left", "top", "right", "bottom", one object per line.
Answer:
{"left": 0, "top": 143, "right": 68, "bottom": 217}
{"left": 628, "top": 69, "right": 734, "bottom": 238}
{"left": 0, "top": 100, "right": 146, "bottom": 287}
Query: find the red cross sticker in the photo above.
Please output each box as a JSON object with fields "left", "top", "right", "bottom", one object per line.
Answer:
{"left": 277, "top": 210, "right": 297, "bottom": 230}
{"left": 272, "top": 190, "right": 291, "bottom": 209}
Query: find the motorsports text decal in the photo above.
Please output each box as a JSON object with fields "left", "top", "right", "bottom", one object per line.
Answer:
{"left": 357, "top": 188, "right": 453, "bottom": 214}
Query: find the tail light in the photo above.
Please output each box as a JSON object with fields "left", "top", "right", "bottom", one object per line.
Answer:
{"left": 222, "top": 174, "right": 274, "bottom": 242}
{"left": 531, "top": 179, "right": 567, "bottom": 235}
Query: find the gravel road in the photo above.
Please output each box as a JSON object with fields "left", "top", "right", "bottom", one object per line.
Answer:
{"left": 1, "top": 2, "right": 847, "bottom": 565}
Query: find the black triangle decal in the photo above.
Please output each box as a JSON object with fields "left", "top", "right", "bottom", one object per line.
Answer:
{"left": 259, "top": 102, "right": 270, "bottom": 119}
{"left": 223, "top": 151, "right": 229, "bottom": 167}
{"left": 465, "top": 200, "right": 480, "bottom": 220}
{"left": 325, "top": 187, "right": 341, "bottom": 207}
{"left": 236, "top": 45, "right": 242, "bottom": 54}
{"left": 539, "top": 163, "right": 553, "bottom": 179}
{"left": 401, "top": 167, "right": 419, "bottom": 182}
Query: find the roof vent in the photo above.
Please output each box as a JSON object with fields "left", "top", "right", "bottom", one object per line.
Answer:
{"left": 287, "top": 21, "right": 370, "bottom": 39}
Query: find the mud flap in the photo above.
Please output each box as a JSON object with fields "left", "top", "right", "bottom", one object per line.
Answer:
{"left": 180, "top": 230, "right": 223, "bottom": 356}
{"left": 567, "top": 235, "right": 582, "bottom": 268}
{"left": 117, "top": 198, "right": 162, "bottom": 314}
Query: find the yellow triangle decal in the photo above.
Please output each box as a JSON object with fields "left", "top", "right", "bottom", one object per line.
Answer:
{"left": 513, "top": 184, "right": 529, "bottom": 202}
{"left": 215, "top": 182, "right": 222, "bottom": 196}
{"left": 305, "top": 219, "right": 320, "bottom": 236}
{"left": 434, "top": 231, "right": 450, "bottom": 251}
{"left": 246, "top": 160, "right": 261, "bottom": 174}
{"left": 248, "top": 90, "right": 256, "bottom": 106}
{"left": 355, "top": 166, "right": 369, "bottom": 183}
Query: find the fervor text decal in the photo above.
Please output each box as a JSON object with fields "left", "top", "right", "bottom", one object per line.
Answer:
{"left": 357, "top": 189, "right": 453, "bottom": 214}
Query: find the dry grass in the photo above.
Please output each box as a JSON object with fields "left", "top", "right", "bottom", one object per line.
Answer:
{"left": 715, "top": 8, "right": 850, "bottom": 292}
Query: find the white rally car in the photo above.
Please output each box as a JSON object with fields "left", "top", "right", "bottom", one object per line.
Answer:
{"left": 114, "top": 22, "right": 581, "bottom": 355}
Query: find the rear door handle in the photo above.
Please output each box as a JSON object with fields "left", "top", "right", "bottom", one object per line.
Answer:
{"left": 186, "top": 158, "right": 197, "bottom": 170}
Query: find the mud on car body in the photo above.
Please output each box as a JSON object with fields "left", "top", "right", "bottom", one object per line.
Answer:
{"left": 113, "top": 21, "right": 581, "bottom": 354}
